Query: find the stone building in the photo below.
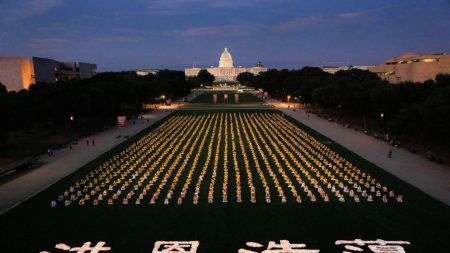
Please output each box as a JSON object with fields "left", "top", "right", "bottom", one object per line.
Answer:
{"left": 0, "top": 57, "right": 35, "bottom": 91}
{"left": 185, "top": 48, "right": 268, "bottom": 82}
{"left": 321, "top": 65, "right": 374, "bottom": 74}
{"left": 135, "top": 69, "right": 159, "bottom": 76}
{"left": 368, "top": 52, "right": 450, "bottom": 83}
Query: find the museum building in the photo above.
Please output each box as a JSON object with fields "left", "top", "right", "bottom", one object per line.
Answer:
{"left": 368, "top": 52, "right": 450, "bottom": 84}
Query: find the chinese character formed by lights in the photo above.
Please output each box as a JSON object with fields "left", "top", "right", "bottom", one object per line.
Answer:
{"left": 40, "top": 241, "right": 111, "bottom": 253}
{"left": 335, "top": 239, "right": 410, "bottom": 253}
{"left": 238, "top": 240, "right": 320, "bottom": 253}
{"left": 152, "top": 241, "right": 200, "bottom": 253}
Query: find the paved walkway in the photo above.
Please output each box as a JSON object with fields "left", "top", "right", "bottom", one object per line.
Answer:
{"left": 0, "top": 111, "right": 170, "bottom": 214}
{"left": 279, "top": 107, "right": 450, "bottom": 206}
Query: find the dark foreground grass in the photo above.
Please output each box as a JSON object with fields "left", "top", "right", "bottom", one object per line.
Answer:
{"left": 0, "top": 109, "right": 449, "bottom": 253}
{"left": 190, "top": 92, "right": 262, "bottom": 103}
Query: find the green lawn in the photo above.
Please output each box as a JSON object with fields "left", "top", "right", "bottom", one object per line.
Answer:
{"left": 190, "top": 92, "right": 263, "bottom": 103}
{"left": 0, "top": 109, "right": 448, "bottom": 253}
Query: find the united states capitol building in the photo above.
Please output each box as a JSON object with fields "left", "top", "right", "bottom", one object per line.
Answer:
{"left": 185, "top": 47, "right": 268, "bottom": 82}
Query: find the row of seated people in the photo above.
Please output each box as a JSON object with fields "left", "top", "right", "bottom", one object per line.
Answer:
{"left": 52, "top": 113, "right": 403, "bottom": 207}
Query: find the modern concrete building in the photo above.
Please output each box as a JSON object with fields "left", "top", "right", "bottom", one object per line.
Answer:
{"left": 368, "top": 52, "right": 450, "bottom": 84}
{"left": 78, "top": 62, "right": 98, "bottom": 79}
{"left": 185, "top": 48, "right": 268, "bottom": 82}
{"left": 0, "top": 57, "right": 35, "bottom": 91}
{"left": 33, "top": 57, "right": 97, "bottom": 83}
{"left": 0, "top": 56, "right": 97, "bottom": 91}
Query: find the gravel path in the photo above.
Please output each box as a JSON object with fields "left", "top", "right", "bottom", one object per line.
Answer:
{"left": 279, "top": 107, "right": 450, "bottom": 205}
{"left": 0, "top": 111, "right": 170, "bottom": 214}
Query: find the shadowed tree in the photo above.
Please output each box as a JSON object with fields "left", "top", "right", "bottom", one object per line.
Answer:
{"left": 435, "top": 73, "right": 450, "bottom": 87}
{"left": 197, "top": 69, "right": 215, "bottom": 85}
{"left": 0, "top": 83, "right": 8, "bottom": 142}
{"left": 0, "top": 71, "right": 191, "bottom": 139}
{"left": 236, "top": 72, "right": 255, "bottom": 85}
{"left": 0, "top": 83, "right": 6, "bottom": 95}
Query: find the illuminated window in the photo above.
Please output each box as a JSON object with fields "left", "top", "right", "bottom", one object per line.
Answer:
{"left": 421, "top": 58, "right": 438, "bottom": 63}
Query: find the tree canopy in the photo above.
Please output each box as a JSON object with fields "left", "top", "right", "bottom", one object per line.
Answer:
{"left": 186, "top": 69, "right": 215, "bottom": 87}
{"left": 2, "top": 68, "right": 449, "bottom": 145}
{"left": 0, "top": 71, "right": 191, "bottom": 142}
{"left": 245, "top": 68, "right": 450, "bottom": 143}
{"left": 236, "top": 72, "right": 255, "bottom": 85}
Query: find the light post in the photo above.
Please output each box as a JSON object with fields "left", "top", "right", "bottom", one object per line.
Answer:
{"left": 294, "top": 97, "right": 299, "bottom": 109}
{"left": 68, "top": 116, "right": 75, "bottom": 143}
{"left": 337, "top": 104, "right": 341, "bottom": 123}
{"left": 380, "top": 112, "right": 389, "bottom": 140}
{"left": 287, "top": 95, "right": 291, "bottom": 108}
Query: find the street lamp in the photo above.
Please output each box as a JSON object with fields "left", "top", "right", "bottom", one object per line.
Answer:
{"left": 68, "top": 116, "right": 75, "bottom": 142}
{"left": 294, "top": 97, "right": 299, "bottom": 109}
{"left": 380, "top": 112, "right": 388, "bottom": 140}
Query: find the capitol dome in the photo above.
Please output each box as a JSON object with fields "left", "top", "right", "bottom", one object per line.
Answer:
{"left": 219, "top": 47, "right": 233, "bottom": 68}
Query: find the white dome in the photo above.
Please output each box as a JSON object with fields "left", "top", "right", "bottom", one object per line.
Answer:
{"left": 219, "top": 47, "right": 233, "bottom": 68}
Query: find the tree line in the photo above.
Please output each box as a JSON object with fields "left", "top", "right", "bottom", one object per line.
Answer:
{"left": 186, "top": 69, "right": 215, "bottom": 86}
{"left": 0, "top": 70, "right": 191, "bottom": 142}
{"left": 237, "top": 68, "right": 450, "bottom": 144}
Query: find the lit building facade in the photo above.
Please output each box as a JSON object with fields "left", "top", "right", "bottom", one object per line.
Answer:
{"left": 0, "top": 57, "right": 35, "bottom": 91}
{"left": 185, "top": 48, "right": 268, "bottom": 82}
{"left": 322, "top": 65, "right": 374, "bottom": 74}
{"left": 0, "top": 56, "right": 97, "bottom": 91}
{"left": 368, "top": 52, "right": 450, "bottom": 83}
{"left": 33, "top": 57, "right": 97, "bottom": 83}
{"left": 135, "top": 69, "right": 159, "bottom": 76}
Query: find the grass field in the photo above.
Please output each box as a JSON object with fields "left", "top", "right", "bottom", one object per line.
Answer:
{"left": 190, "top": 92, "right": 263, "bottom": 103}
{"left": 0, "top": 110, "right": 449, "bottom": 253}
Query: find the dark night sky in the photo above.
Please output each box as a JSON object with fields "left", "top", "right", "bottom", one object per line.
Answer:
{"left": 0, "top": 0, "right": 449, "bottom": 71}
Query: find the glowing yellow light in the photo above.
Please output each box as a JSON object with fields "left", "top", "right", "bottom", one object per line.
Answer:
{"left": 422, "top": 58, "right": 437, "bottom": 63}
